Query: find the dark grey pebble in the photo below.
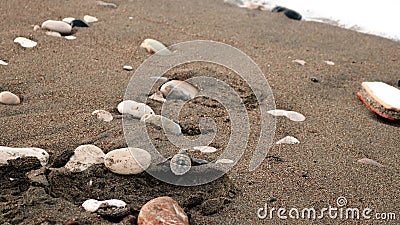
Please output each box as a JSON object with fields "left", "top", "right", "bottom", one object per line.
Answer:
{"left": 71, "top": 19, "right": 90, "bottom": 28}
{"left": 311, "top": 77, "right": 319, "bottom": 83}
{"left": 272, "top": 6, "right": 302, "bottom": 20}
{"left": 397, "top": 80, "right": 400, "bottom": 87}
{"left": 269, "top": 197, "right": 277, "bottom": 203}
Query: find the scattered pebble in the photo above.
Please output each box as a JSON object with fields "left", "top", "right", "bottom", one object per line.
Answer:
{"left": 128, "top": 16, "right": 133, "bottom": 20}
{"left": 0, "top": 146, "right": 49, "bottom": 166}
{"left": 398, "top": 80, "right": 400, "bottom": 87}
{"left": 0, "top": 60, "right": 8, "bottom": 66}
{"left": 96, "top": 0, "right": 118, "bottom": 8}
{"left": 140, "top": 38, "right": 171, "bottom": 55}
{"left": 64, "top": 35, "right": 77, "bottom": 40}
{"left": 104, "top": 147, "right": 151, "bottom": 175}
{"left": 193, "top": 146, "right": 218, "bottom": 153}
{"left": 45, "top": 31, "right": 62, "bottom": 37}
{"left": 123, "top": 65, "right": 133, "bottom": 71}
{"left": 276, "top": 136, "right": 300, "bottom": 144}
{"left": 0, "top": 91, "right": 21, "bottom": 105}
{"left": 71, "top": 19, "right": 89, "bottom": 28}
{"left": 324, "top": 60, "right": 335, "bottom": 65}
{"left": 14, "top": 37, "right": 37, "bottom": 48}
{"left": 267, "top": 109, "right": 306, "bottom": 122}
{"left": 310, "top": 77, "right": 319, "bottom": 83}
{"left": 92, "top": 109, "right": 113, "bottom": 122}
{"left": 117, "top": 100, "right": 155, "bottom": 119}
{"left": 82, "top": 199, "right": 127, "bottom": 212}
{"left": 64, "top": 145, "right": 105, "bottom": 172}
{"left": 41, "top": 20, "right": 72, "bottom": 35}
{"left": 357, "top": 158, "right": 385, "bottom": 167}
{"left": 62, "top": 17, "right": 76, "bottom": 24}
{"left": 138, "top": 196, "right": 189, "bottom": 225}
{"left": 141, "top": 114, "right": 182, "bottom": 135}
{"left": 33, "top": 25, "right": 41, "bottom": 31}
{"left": 160, "top": 80, "right": 199, "bottom": 101}
{"left": 148, "top": 91, "right": 166, "bottom": 103}
{"left": 215, "top": 158, "right": 234, "bottom": 164}
{"left": 170, "top": 153, "right": 191, "bottom": 175}
{"left": 292, "top": 59, "right": 306, "bottom": 66}
{"left": 83, "top": 15, "right": 98, "bottom": 23}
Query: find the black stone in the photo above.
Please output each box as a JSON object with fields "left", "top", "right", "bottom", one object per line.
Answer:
{"left": 311, "top": 77, "right": 319, "bottom": 83}
{"left": 397, "top": 80, "right": 400, "bottom": 87}
{"left": 71, "top": 19, "right": 89, "bottom": 28}
{"left": 284, "top": 9, "right": 302, "bottom": 20}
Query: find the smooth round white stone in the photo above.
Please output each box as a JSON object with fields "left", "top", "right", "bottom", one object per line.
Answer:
{"left": 160, "top": 80, "right": 198, "bottom": 101}
{"left": 14, "top": 37, "right": 37, "bottom": 48}
{"left": 92, "top": 110, "right": 113, "bottom": 122}
{"left": 117, "top": 100, "right": 154, "bottom": 119}
{"left": 141, "top": 114, "right": 182, "bottom": 135}
{"left": 64, "top": 145, "right": 105, "bottom": 172}
{"left": 123, "top": 65, "right": 133, "bottom": 71}
{"left": 41, "top": 20, "right": 72, "bottom": 34}
{"left": 0, "top": 91, "right": 20, "bottom": 105}
{"left": 83, "top": 15, "right": 98, "bottom": 23}
{"left": 104, "top": 148, "right": 151, "bottom": 175}
{"left": 0, "top": 146, "right": 49, "bottom": 166}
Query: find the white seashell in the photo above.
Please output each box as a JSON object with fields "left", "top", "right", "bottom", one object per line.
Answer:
{"left": 193, "top": 146, "right": 218, "bottom": 153}
{"left": 276, "top": 136, "right": 300, "bottom": 144}
{"left": 92, "top": 110, "right": 113, "bottom": 122}
{"left": 41, "top": 20, "right": 72, "bottom": 34}
{"left": 123, "top": 65, "right": 133, "bottom": 71}
{"left": 0, "top": 91, "right": 20, "bottom": 105}
{"left": 170, "top": 153, "right": 191, "bottom": 175}
{"left": 160, "top": 80, "right": 198, "bottom": 101}
{"left": 117, "top": 100, "right": 154, "bottom": 119}
{"left": 324, "top": 60, "right": 335, "bottom": 65}
{"left": 64, "top": 145, "right": 105, "bottom": 172}
{"left": 267, "top": 109, "right": 305, "bottom": 122}
{"left": 0, "top": 60, "right": 8, "bottom": 66}
{"left": 215, "top": 159, "right": 234, "bottom": 164}
{"left": 140, "top": 38, "right": 171, "bottom": 55}
{"left": 83, "top": 15, "right": 98, "bottom": 23}
{"left": 14, "top": 37, "right": 37, "bottom": 48}
{"left": 293, "top": 59, "right": 306, "bottom": 66}
{"left": 45, "top": 31, "right": 62, "bottom": 37}
{"left": 33, "top": 25, "right": 41, "bottom": 31}
{"left": 64, "top": 35, "right": 76, "bottom": 40}
{"left": 141, "top": 114, "right": 181, "bottom": 135}
{"left": 149, "top": 92, "right": 166, "bottom": 103}
{"left": 0, "top": 146, "right": 49, "bottom": 166}
{"left": 361, "top": 82, "right": 400, "bottom": 111}
{"left": 104, "top": 147, "right": 151, "bottom": 175}
{"left": 62, "top": 17, "right": 76, "bottom": 24}
{"left": 357, "top": 158, "right": 385, "bottom": 167}
{"left": 82, "top": 199, "right": 127, "bottom": 213}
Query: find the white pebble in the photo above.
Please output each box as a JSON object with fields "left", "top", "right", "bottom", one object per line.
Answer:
{"left": 276, "top": 136, "right": 300, "bottom": 145}
{"left": 82, "top": 199, "right": 127, "bottom": 212}
{"left": 96, "top": 0, "right": 118, "bottom": 8}
{"left": 140, "top": 38, "right": 171, "bottom": 55}
{"left": 267, "top": 109, "right": 305, "bottom": 122}
{"left": 0, "top": 91, "right": 21, "bottom": 105}
{"left": 14, "top": 37, "right": 37, "bottom": 48}
{"left": 104, "top": 147, "right": 151, "bottom": 175}
{"left": 141, "top": 114, "right": 182, "bottom": 135}
{"left": 0, "top": 60, "right": 8, "bottom": 66}
{"left": 123, "top": 65, "right": 133, "bottom": 71}
{"left": 64, "top": 35, "right": 77, "bottom": 40}
{"left": 64, "top": 145, "right": 105, "bottom": 172}
{"left": 292, "top": 59, "right": 306, "bottom": 66}
{"left": 160, "top": 80, "right": 198, "bottom": 101}
{"left": 83, "top": 15, "right": 98, "bottom": 23}
{"left": 117, "top": 100, "right": 154, "bottom": 119}
{"left": 41, "top": 20, "right": 72, "bottom": 34}
{"left": 33, "top": 25, "right": 41, "bottom": 31}
{"left": 193, "top": 146, "right": 218, "bottom": 153}
{"left": 357, "top": 158, "right": 384, "bottom": 167}
{"left": 45, "top": 31, "right": 62, "bottom": 37}
{"left": 62, "top": 17, "right": 76, "bottom": 24}
{"left": 92, "top": 109, "right": 113, "bottom": 122}
{"left": 215, "top": 158, "right": 234, "bottom": 164}
{"left": 324, "top": 60, "right": 335, "bottom": 65}
{"left": 0, "top": 146, "right": 49, "bottom": 166}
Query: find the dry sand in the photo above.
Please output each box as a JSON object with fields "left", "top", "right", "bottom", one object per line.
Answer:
{"left": 1, "top": 0, "right": 399, "bottom": 224}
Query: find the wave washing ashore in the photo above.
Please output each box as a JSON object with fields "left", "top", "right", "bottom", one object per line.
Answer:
{"left": 224, "top": 0, "right": 400, "bottom": 42}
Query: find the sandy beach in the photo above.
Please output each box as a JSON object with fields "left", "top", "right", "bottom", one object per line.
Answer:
{"left": 1, "top": 0, "right": 399, "bottom": 224}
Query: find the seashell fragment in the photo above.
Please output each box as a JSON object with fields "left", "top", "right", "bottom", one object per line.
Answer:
{"left": 64, "top": 35, "right": 76, "bottom": 40}
{"left": 0, "top": 91, "right": 20, "bottom": 105}
{"left": 292, "top": 59, "right": 306, "bottom": 66}
{"left": 64, "top": 145, "right": 105, "bottom": 172}
{"left": 14, "top": 37, "right": 37, "bottom": 48}
{"left": 82, "top": 199, "right": 127, "bottom": 213}
{"left": 215, "top": 158, "right": 234, "bottom": 164}
{"left": 0, "top": 60, "right": 8, "bottom": 66}
{"left": 324, "top": 60, "right": 335, "bottom": 65}
{"left": 83, "top": 15, "right": 98, "bottom": 23}
{"left": 149, "top": 91, "right": 166, "bottom": 103}
{"left": 41, "top": 20, "right": 72, "bottom": 34}
{"left": 170, "top": 153, "right": 191, "bottom": 175}
{"left": 140, "top": 38, "right": 171, "bottom": 55}
{"left": 104, "top": 147, "right": 151, "bottom": 175}
{"left": 0, "top": 146, "right": 49, "bottom": 166}
{"left": 96, "top": 0, "right": 118, "bottom": 8}
{"left": 45, "top": 31, "right": 62, "bottom": 37}
{"left": 357, "top": 158, "right": 385, "bottom": 167}
{"left": 117, "top": 100, "right": 154, "bottom": 119}
{"left": 92, "top": 109, "right": 113, "bottom": 122}
{"left": 141, "top": 114, "right": 182, "bottom": 135}
{"left": 267, "top": 109, "right": 305, "bottom": 122}
{"left": 160, "top": 80, "right": 198, "bottom": 101}
{"left": 276, "top": 136, "right": 300, "bottom": 144}
{"left": 193, "top": 146, "right": 218, "bottom": 153}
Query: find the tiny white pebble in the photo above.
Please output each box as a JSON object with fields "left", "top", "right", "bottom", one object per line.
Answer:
{"left": 64, "top": 35, "right": 77, "bottom": 40}
{"left": 0, "top": 60, "right": 8, "bottom": 66}
{"left": 123, "top": 65, "right": 133, "bottom": 71}
{"left": 324, "top": 60, "right": 335, "bottom": 65}
{"left": 292, "top": 59, "right": 306, "bottom": 66}
{"left": 84, "top": 15, "right": 98, "bottom": 23}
